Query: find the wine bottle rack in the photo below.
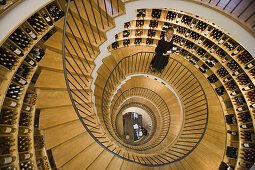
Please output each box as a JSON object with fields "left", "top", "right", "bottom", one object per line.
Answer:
{"left": 109, "top": 8, "right": 255, "bottom": 170}
{"left": 0, "top": 0, "right": 23, "bottom": 18}
{"left": 33, "top": 111, "right": 51, "bottom": 170}
{"left": 179, "top": 45, "right": 254, "bottom": 170}
{"left": 0, "top": 0, "right": 63, "bottom": 169}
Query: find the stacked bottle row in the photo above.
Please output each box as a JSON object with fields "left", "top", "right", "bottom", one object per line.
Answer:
{"left": 0, "top": 1, "right": 64, "bottom": 169}
{"left": 115, "top": 8, "right": 255, "bottom": 169}
{"left": 0, "top": 1, "right": 63, "bottom": 71}
{"left": 179, "top": 46, "right": 254, "bottom": 169}
{"left": 111, "top": 37, "right": 158, "bottom": 50}
{"left": 119, "top": 10, "right": 255, "bottom": 123}
{"left": 115, "top": 29, "right": 163, "bottom": 41}
{"left": 34, "top": 128, "right": 51, "bottom": 170}
{"left": 0, "top": 0, "right": 23, "bottom": 18}
{"left": 111, "top": 9, "right": 255, "bottom": 83}
{"left": 181, "top": 49, "right": 255, "bottom": 170}
{"left": 111, "top": 25, "right": 255, "bottom": 103}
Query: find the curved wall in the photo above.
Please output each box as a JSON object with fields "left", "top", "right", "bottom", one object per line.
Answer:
{"left": 0, "top": 0, "right": 52, "bottom": 43}
{"left": 91, "top": 0, "right": 255, "bottom": 100}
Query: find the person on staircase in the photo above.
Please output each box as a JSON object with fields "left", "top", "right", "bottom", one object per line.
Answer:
{"left": 150, "top": 27, "right": 179, "bottom": 73}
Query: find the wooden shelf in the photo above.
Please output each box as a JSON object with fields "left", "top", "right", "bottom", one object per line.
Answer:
{"left": 178, "top": 45, "right": 254, "bottom": 170}
{"left": 0, "top": 0, "right": 23, "bottom": 18}
{"left": 123, "top": 9, "right": 255, "bottom": 83}
{"left": 0, "top": 25, "right": 54, "bottom": 113}
{"left": 0, "top": 1, "right": 64, "bottom": 169}
{"left": 108, "top": 37, "right": 158, "bottom": 51}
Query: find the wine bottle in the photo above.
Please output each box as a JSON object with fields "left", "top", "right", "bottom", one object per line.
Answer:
{"left": 19, "top": 127, "right": 31, "bottom": 135}
{"left": 236, "top": 107, "right": 246, "bottom": 111}
{"left": 204, "top": 26, "right": 212, "bottom": 35}
{"left": 0, "top": 0, "right": 6, "bottom": 5}
{"left": 176, "top": 14, "right": 182, "bottom": 23}
{"left": 245, "top": 61, "right": 255, "bottom": 69}
{"left": 3, "top": 98, "right": 18, "bottom": 107}
{"left": 10, "top": 46, "right": 23, "bottom": 56}
{"left": 24, "top": 57, "right": 36, "bottom": 67}
{"left": 232, "top": 47, "right": 242, "bottom": 56}
{"left": 0, "top": 126, "right": 16, "bottom": 134}
{"left": 25, "top": 28, "right": 37, "bottom": 40}
{"left": 218, "top": 36, "right": 226, "bottom": 44}
{"left": 43, "top": 14, "right": 53, "bottom": 26}
{"left": 198, "top": 37, "right": 204, "bottom": 44}
{"left": 242, "top": 143, "right": 254, "bottom": 148}
{"left": 13, "top": 76, "right": 27, "bottom": 85}
{"left": 0, "top": 156, "right": 16, "bottom": 166}
{"left": 210, "top": 46, "right": 217, "bottom": 53}
{"left": 227, "top": 130, "right": 238, "bottom": 136}
{"left": 242, "top": 85, "right": 253, "bottom": 91}
{"left": 230, "top": 91, "right": 239, "bottom": 96}
{"left": 19, "top": 153, "right": 33, "bottom": 161}
{"left": 190, "top": 20, "right": 196, "bottom": 29}
{"left": 22, "top": 105, "right": 31, "bottom": 112}
{"left": 232, "top": 69, "right": 242, "bottom": 76}
{"left": 185, "top": 30, "right": 191, "bottom": 37}
{"left": 250, "top": 104, "right": 255, "bottom": 108}
{"left": 240, "top": 124, "right": 251, "bottom": 129}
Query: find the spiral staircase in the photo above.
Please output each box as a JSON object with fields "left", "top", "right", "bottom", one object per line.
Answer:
{"left": 1, "top": 0, "right": 255, "bottom": 169}
{"left": 36, "top": 1, "right": 227, "bottom": 169}
{"left": 25, "top": 0, "right": 254, "bottom": 169}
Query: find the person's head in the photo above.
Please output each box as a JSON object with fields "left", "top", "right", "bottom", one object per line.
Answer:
{"left": 165, "top": 27, "right": 174, "bottom": 40}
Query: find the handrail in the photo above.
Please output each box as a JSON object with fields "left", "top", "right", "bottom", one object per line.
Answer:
{"left": 62, "top": 0, "right": 208, "bottom": 166}
{"left": 108, "top": 87, "right": 170, "bottom": 151}
{"left": 100, "top": 52, "right": 208, "bottom": 153}
{"left": 114, "top": 102, "right": 158, "bottom": 146}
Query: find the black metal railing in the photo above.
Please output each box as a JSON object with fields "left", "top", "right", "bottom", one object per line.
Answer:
{"left": 62, "top": 0, "right": 209, "bottom": 166}
{"left": 114, "top": 102, "right": 157, "bottom": 146}
{"left": 108, "top": 87, "right": 170, "bottom": 150}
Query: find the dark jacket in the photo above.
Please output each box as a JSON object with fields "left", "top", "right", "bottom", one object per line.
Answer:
{"left": 151, "top": 37, "right": 177, "bottom": 71}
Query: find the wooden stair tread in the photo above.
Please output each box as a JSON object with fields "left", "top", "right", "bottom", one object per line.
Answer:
{"left": 36, "top": 89, "right": 92, "bottom": 109}
{"left": 106, "top": 156, "right": 124, "bottom": 170}
{"left": 87, "top": 150, "right": 114, "bottom": 170}
{"left": 52, "top": 132, "right": 94, "bottom": 168}
{"left": 39, "top": 48, "right": 95, "bottom": 73}
{"left": 61, "top": 141, "right": 104, "bottom": 170}
{"left": 35, "top": 69, "right": 92, "bottom": 90}
{"left": 39, "top": 104, "right": 93, "bottom": 130}
{"left": 42, "top": 119, "right": 86, "bottom": 149}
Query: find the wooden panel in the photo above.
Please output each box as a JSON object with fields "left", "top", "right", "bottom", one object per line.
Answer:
{"left": 52, "top": 132, "right": 94, "bottom": 168}
{"left": 120, "top": 160, "right": 134, "bottom": 170}
{"left": 106, "top": 155, "right": 124, "bottom": 170}
{"left": 45, "top": 30, "right": 99, "bottom": 60}
{"left": 102, "top": 55, "right": 118, "bottom": 68}
{"left": 69, "top": 0, "right": 115, "bottom": 31}
{"left": 97, "top": 64, "right": 112, "bottom": 79}
{"left": 39, "top": 104, "right": 93, "bottom": 130}
{"left": 55, "top": 17, "right": 106, "bottom": 47}
{"left": 43, "top": 119, "right": 86, "bottom": 149}
{"left": 61, "top": 142, "right": 104, "bottom": 170}
{"left": 39, "top": 48, "right": 95, "bottom": 74}
{"left": 87, "top": 150, "right": 114, "bottom": 170}
{"left": 132, "top": 163, "right": 155, "bottom": 170}
{"left": 36, "top": 89, "right": 92, "bottom": 108}
{"left": 35, "top": 69, "right": 92, "bottom": 90}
